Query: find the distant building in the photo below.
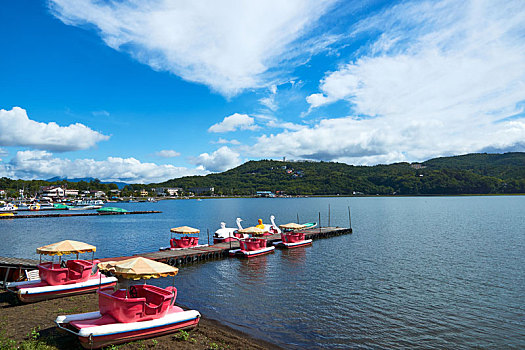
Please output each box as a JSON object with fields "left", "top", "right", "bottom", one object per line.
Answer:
{"left": 256, "top": 191, "right": 275, "bottom": 197}
{"left": 139, "top": 189, "right": 148, "bottom": 196}
{"left": 188, "top": 187, "right": 214, "bottom": 195}
{"left": 40, "top": 186, "right": 64, "bottom": 198}
{"left": 410, "top": 163, "right": 426, "bottom": 169}
{"left": 65, "top": 189, "right": 79, "bottom": 197}
{"left": 91, "top": 191, "right": 106, "bottom": 198}
{"left": 153, "top": 187, "right": 182, "bottom": 196}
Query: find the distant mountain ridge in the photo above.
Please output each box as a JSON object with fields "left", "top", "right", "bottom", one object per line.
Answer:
{"left": 152, "top": 152, "right": 525, "bottom": 195}
{"left": 45, "top": 177, "right": 129, "bottom": 189}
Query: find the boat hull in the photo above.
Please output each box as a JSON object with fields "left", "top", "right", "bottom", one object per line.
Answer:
{"left": 229, "top": 246, "right": 275, "bottom": 258}
{"left": 56, "top": 308, "right": 200, "bottom": 349}
{"left": 274, "top": 239, "right": 313, "bottom": 249}
{"left": 6, "top": 276, "right": 117, "bottom": 303}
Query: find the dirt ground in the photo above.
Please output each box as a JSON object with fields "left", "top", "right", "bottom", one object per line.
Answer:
{"left": 0, "top": 291, "right": 281, "bottom": 350}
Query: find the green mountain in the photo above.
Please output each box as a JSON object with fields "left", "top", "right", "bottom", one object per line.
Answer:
{"left": 155, "top": 152, "right": 525, "bottom": 195}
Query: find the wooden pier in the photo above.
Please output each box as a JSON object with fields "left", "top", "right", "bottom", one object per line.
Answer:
{"left": 103, "top": 226, "right": 353, "bottom": 267}
{"left": 0, "top": 227, "right": 352, "bottom": 285}
{"left": 0, "top": 211, "right": 162, "bottom": 219}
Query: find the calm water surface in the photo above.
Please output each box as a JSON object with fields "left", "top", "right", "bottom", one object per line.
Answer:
{"left": 1, "top": 197, "right": 524, "bottom": 348}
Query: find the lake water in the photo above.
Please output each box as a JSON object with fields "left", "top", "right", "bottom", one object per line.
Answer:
{"left": 1, "top": 196, "right": 524, "bottom": 348}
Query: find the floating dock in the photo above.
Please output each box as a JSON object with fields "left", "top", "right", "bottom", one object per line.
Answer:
{"left": 101, "top": 226, "right": 353, "bottom": 266}
{"left": 0, "top": 227, "right": 352, "bottom": 285}
{"left": 0, "top": 211, "right": 162, "bottom": 219}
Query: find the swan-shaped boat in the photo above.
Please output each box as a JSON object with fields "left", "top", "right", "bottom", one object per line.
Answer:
{"left": 55, "top": 257, "right": 200, "bottom": 349}
{"left": 213, "top": 218, "right": 249, "bottom": 244}
{"left": 256, "top": 215, "right": 282, "bottom": 235}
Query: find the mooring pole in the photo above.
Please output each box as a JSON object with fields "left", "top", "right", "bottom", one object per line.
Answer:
{"left": 297, "top": 213, "right": 299, "bottom": 223}
{"left": 348, "top": 206, "right": 352, "bottom": 229}
{"left": 319, "top": 212, "right": 321, "bottom": 232}
{"left": 328, "top": 204, "right": 331, "bottom": 228}
{"left": 207, "top": 228, "right": 210, "bottom": 245}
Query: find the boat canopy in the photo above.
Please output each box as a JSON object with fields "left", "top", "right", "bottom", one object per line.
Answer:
{"left": 170, "top": 226, "right": 200, "bottom": 234}
{"left": 36, "top": 240, "right": 96, "bottom": 256}
{"left": 238, "top": 226, "right": 267, "bottom": 234}
{"left": 279, "top": 223, "right": 306, "bottom": 230}
{"left": 98, "top": 257, "right": 178, "bottom": 280}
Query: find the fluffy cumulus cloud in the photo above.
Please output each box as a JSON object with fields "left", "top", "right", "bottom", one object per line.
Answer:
{"left": 0, "top": 150, "right": 205, "bottom": 183}
{"left": 0, "top": 107, "right": 109, "bottom": 152}
{"left": 285, "top": 0, "right": 525, "bottom": 164}
{"left": 155, "top": 149, "right": 180, "bottom": 158}
{"left": 208, "top": 113, "right": 258, "bottom": 133}
{"left": 49, "top": 0, "right": 337, "bottom": 96}
{"left": 193, "top": 146, "right": 241, "bottom": 172}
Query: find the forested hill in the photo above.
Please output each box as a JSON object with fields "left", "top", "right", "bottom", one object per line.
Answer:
{"left": 156, "top": 152, "right": 525, "bottom": 196}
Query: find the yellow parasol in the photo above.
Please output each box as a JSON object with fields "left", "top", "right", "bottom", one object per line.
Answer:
{"left": 279, "top": 223, "right": 306, "bottom": 230}
{"left": 237, "top": 226, "right": 267, "bottom": 235}
{"left": 36, "top": 240, "right": 96, "bottom": 256}
{"left": 98, "top": 257, "right": 178, "bottom": 280}
{"left": 170, "top": 226, "right": 200, "bottom": 234}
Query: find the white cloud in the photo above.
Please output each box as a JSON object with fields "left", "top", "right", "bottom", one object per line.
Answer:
{"left": 216, "top": 138, "right": 241, "bottom": 145}
{"left": 155, "top": 149, "right": 180, "bottom": 158}
{"left": 49, "top": 0, "right": 337, "bottom": 96}
{"left": 1, "top": 150, "right": 205, "bottom": 183}
{"left": 208, "top": 113, "right": 258, "bottom": 133}
{"left": 92, "top": 110, "right": 110, "bottom": 117}
{"left": 193, "top": 146, "right": 241, "bottom": 172}
{"left": 296, "top": 0, "right": 525, "bottom": 163}
{"left": 266, "top": 119, "right": 306, "bottom": 131}
{"left": 0, "top": 107, "right": 109, "bottom": 152}
{"left": 259, "top": 85, "right": 278, "bottom": 111}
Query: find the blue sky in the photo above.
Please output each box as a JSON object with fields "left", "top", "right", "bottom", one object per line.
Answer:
{"left": 1, "top": 0, "right": 524, "bottom": 183}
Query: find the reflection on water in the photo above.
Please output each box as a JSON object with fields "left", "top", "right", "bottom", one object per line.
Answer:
{"left": 1, "top": 196, "right": 525, "bottom": 348}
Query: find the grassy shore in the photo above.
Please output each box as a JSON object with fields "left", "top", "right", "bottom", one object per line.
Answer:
{"left": 0, "top": 292, "right": 280, "bottom": 350}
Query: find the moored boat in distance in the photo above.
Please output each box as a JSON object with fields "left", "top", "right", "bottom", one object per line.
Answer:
{"left": 6, "top": 240, "right": 117, "bottom": 303}
{"left": 96, "top": 207, "right": 128, "bottom": 213}
{"left": 55, "top": 257, "right": 200, "bottom": 349}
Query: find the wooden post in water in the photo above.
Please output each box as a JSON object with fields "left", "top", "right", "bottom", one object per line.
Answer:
{"left": 348, "top": 206, "right": 352, "bottom": 229}
{"left": 319, "top": 212, "right": 321, "bottom": 232}
{"left": 297, "top": 213, "right": 299, "bottom": 223}
{"left": 207, "top": 229, "right": 210, "bottom": 245}
{"left": 328, "top": 204, "right": 331, "bottom": 228}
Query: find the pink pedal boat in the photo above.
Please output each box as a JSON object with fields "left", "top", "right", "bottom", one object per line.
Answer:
{"left": 6, "top": 240, "right": 117, "bottom": 303}
{"left": 228, "top": 226, "right": 275, "bottom": 258}
{"left": 56, "top": 257, "right": 200, "bottom": 349}
{"left": 160, "top": 225, "right": 208, "bottom": 250}
{"left": 274, "top": 223, "right": 313, "bottom": 249}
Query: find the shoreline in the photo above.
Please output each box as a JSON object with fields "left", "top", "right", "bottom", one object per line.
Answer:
{"left": 0, "top": 292, "right": 281, "bottom": 350}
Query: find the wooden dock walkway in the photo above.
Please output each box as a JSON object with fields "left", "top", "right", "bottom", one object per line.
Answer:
{"left": 0, "top": 227, "right": 352, "bottom": 285}
{"left": 120, "top": 226, "right": 353, "bottom": 267}
{"left": 0, "top": 211, "right": 162, "bottom": 219}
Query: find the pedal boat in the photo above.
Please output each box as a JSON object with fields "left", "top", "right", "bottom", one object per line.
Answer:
{"left": 160, "top": 225, "right": 208, "bottom": 250}
{"left": 6, "top": 240, "right": 117, "bottom": 303}
{"left": 274, "top": 223, "right": 313, "bottom": 249}
{"left": 213, "top": 218, "right": 248, "bottom": 244}
{"left": 229, "top": 226, "right": 275, "bottom": 258}
{"left": 255, "top": 215, "right": 282, "bottom": 236}
{"left": 55, "top": 257, "right": 200, "bottom": 349}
